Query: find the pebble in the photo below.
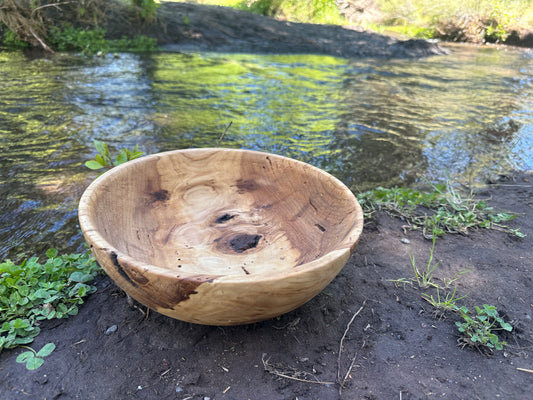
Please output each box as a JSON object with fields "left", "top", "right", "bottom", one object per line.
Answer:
{"left": 401, "top": 238, "right": 410, "bottom": 244}
{"left": 105, "top": 325, "right": 118, "bottom": 335}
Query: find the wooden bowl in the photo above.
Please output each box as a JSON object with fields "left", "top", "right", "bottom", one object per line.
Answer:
{"left": 78, "top": 148, "right": 363, "bottom": 325}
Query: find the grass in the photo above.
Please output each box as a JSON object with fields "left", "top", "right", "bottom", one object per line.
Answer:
{"left": 357, "top": 178, "right": 524, "bottom": 239}
{"left": 422, "top": 286, "right": 468, "bottom": 317}
{"left": 407, "top": 235, "right": 440, "bottom": 289}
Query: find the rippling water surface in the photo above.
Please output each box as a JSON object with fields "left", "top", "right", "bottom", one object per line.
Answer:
{"left": 1, "top": 44, "right": 532, "bottom": 259}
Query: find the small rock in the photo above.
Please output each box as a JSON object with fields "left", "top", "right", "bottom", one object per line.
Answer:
{"left": 34, "top": 375, "right": 48, "bottom": 385}
{"left": 181, "top": 372, "right": 201, "bottom": 385}
{"left": 105, "top": 325, "right": 118, "bottom": 335}
{"left": 401, "top": 238, "right": 410, "bottom": 244}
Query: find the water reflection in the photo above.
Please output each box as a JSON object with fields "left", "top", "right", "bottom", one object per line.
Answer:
{"left": 0, "top": 45, "right": 532, "bottom": 259}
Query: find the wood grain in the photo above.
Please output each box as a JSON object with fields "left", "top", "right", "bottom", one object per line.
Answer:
{"left": 79, "top": 148, "right": 363, "bottom": 325}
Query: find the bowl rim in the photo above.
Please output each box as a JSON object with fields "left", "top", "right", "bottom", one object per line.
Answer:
{"left": 78, "top": 147, "right": 364, "bottom": 283}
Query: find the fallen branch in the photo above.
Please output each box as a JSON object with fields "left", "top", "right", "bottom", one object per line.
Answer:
{"left": 29, "top": 26, "right": 54, "bottom": 53}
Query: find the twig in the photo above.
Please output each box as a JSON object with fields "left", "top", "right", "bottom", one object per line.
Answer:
{"left": 31, "top": 1, "right": 72, "bottom": 16}
{"left": 217, "top": 121, "right": 232, "bottom": 146}
{"left": 267, "top": 371, "right": 335, "bottom": 385}
{"left": 342, "top": 339, "right": 365, "bottom": 385}
{"left": 337, "top": 300, "right": 366, "bottom": 385}
{"left": 262, "top": 354, "right": 334, "bottom": 385}
{"left": 517, "top": 367, "right": 533, "bottom": 374}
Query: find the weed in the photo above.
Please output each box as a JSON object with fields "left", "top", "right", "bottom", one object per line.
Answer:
{"left": 410, "top": 236, "right": 440, "bottom": 288}
{"left": 454, "top": 304, "right": 512, "bottom": 352}
{"left": 16, "top": 343, "right": 55, "bottom": 370}
{"left": 422, "top": 286, "right": 467, "bottom": 317}
{"left": 357, "top": 179, "right": 524, "bottom": 238}
{"left": 0, "top": 249, "right": 100, "bottom": 353}
{"left": 442, "top": 270, "right": 470, "bottom": 290}
{"left": 85, "top": 140, "right": 144, "bottom": 171}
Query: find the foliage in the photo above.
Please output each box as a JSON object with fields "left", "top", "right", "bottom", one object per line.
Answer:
{"left": 85, "top": 140, "right": 144, "bottom": 171}
{"left": 48, "top": 25, "right": 108, "bottom": 54}
{"left": 16, "top": 343, "right": 55, "bottom": 370}
{"left": 130, "top": 0, "right": 160, "bottom": 23}
{"left": 0, "top": 0, "right": 159, "bottom": 52}
{"left": 454, "top": 304, "right": 513, "bottom": 352}
{"left": 357, "top": 180, "right": 524, "bottom": 238}
{"left": 373, "top": 0, "right": 532, "bottom": 43}
{"left": 47, "top": 25, "right": 157, "bottom": 55}
{"left": 0, "top": 249, "right": 100, "bottom": 353}
{"left": 0, "top": 0, "right": 109, "bottom": 51}
{"left": 2, "top": 29, "right": 30, "bottom": 49}
{"left": 197, "top": 0, "right": 347, "bottom": 24}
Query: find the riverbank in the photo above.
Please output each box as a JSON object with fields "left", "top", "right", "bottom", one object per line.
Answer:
{"left": 1, "top": 1, "right": 446, "bottom": 57}
{"left": 146, "top": 2, "right": 447, "bottom": 57}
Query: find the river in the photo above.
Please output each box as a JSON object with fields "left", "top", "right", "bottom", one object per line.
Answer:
{"left": 0, "top": 43, "right": 532, "bottom": 259}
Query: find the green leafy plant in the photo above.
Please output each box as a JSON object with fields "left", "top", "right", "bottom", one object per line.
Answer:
{"left": 454, "top": 304, "right": 512, "bottom": 352}
{"left": 0, "top": 249, "right": 100, "bottom": 353}
{"left": 85, "top": 140, "right": 144, "bottom": 171}
{"left": 48, "top": 25, "right": 109, "bottom": 54}
{"left": 0, "top": 318, "right": 40, "bottom": 350}
{"left": 357, "top": 179, "right": 524, "bottom": 238}
{"left": 130, "top": 0, "right": 160, "bottom": 23}
{"left": 16, "top": 343, "right": 55, "bottom": 370}
{"left": 47, "top": 25, "right": 157, "bottom": 55}
{"left": 2, "top": 29, "right": 31, "bottom": 49}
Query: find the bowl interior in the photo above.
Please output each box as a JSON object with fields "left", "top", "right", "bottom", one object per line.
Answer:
{"left": 81, "top": 149, "right": 361, "bottom": 277}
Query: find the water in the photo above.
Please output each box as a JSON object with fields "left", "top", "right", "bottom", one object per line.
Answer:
{"left": 1, "top": 44, "right": 532, "bottom": 259}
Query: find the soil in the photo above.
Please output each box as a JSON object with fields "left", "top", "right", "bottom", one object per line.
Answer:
{"left": 131, "top": 2, "right": 448, "bottom": 58}
{"left": 1, "top": 171, "right": 532, "bottom": 400}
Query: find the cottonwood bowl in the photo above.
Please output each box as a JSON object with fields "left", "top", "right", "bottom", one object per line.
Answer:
{"left": 78, "top": 148, "right": 363, "bottom": 325}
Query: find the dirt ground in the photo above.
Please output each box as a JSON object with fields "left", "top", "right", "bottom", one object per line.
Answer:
{"left": 0, "top": 171, "right": 532, "bottom": 400}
